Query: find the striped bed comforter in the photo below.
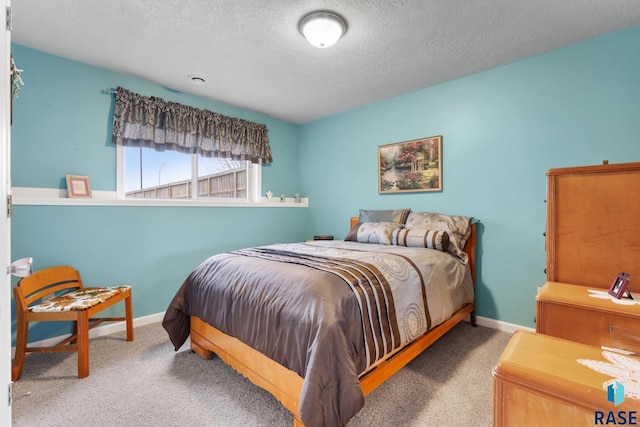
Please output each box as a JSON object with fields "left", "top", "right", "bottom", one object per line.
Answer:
{"left": 163, "top": 240, "right": 473, "bottom": 427}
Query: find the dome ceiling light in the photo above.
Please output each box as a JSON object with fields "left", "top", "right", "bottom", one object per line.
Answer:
{"left": 298, "top": 11, "right": 347, "bottom": 48}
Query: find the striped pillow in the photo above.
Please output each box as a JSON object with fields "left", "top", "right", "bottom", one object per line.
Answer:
{"left": 392, "top": 228, "right": 450, "bottom": 251}
{"left": 404, "top": 211, "right": 472, "bottom": 263}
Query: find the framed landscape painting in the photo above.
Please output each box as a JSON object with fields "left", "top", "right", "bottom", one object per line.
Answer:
{"left": 378, "top": 135, "right": 442, "bottom": 194}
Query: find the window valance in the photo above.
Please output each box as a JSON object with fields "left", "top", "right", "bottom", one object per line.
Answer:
{"left": 112, "top": 87, "right": 272, "bottom": 164}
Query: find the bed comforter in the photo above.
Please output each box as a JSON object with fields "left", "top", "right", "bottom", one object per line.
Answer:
{"left": 162, "top": 240, "right": 473, "bottom": 427}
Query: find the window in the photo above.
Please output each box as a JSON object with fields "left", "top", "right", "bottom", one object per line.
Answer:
{"left": 112, "top": 87, "right": 272, "bottom": 201}
{"left": 111, "top": 87, "right": 271, "bottom": 203}
{"left": 117, "top": 146, "right": 260, "bottom": 201}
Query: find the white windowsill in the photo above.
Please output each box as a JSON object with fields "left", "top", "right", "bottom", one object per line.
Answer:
{"left": 12, "top": 187, "right": 309, "bottom": 208}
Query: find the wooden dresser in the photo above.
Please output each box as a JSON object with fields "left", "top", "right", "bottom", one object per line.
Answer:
{"left": 536, "top": 162, "right": 640, "bottom": 347}
{"left": 537, "top": 281, "right": 640, "bottom": 351}
{"left": 544, "top": 161, "right": 640, "bottom": 292}
{"left": 495, "top": 162, "right": 640, "bottom": 425}
{"left": 493, "top": 331, "right": 639, "bottom": 427}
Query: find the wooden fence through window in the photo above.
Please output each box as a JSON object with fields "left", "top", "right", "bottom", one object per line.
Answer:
{"left": 126, "top": 168, "right": 247, "bottom": 199}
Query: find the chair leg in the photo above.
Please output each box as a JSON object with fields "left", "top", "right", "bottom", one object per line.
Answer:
{"left": 12, "top": 313, "right": 29, "bottom": 381}
{"left": 125, "top": 294, "right": 134, "bottom": 342}
{"left": 77, "top": 311, "right": 90, "bottom": 378}
{"left": 70, "top": 321, "right": 79, "bottom": 344}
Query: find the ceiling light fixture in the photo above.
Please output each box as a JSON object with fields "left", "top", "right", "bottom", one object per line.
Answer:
{"left": 298, "top": 11, "right": 347, "bottom": 48}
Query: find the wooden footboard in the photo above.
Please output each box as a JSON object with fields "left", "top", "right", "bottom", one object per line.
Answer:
{"left": 190, "top": 222, "right": 477, "bottom": 426}
{"left": 190, "top": 301, "right": 475, "bottom": 426}
{"left": 191, "top": 316, "right": 305, "bottom": 426}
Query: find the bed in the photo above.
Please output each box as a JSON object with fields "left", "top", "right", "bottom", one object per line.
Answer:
{"left": 163, "top": 210, "right": 476, "bottom": 427}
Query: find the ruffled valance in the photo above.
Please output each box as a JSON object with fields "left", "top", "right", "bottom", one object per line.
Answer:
{"left": 112, "top": 87, "right": 272, "bottom": 164}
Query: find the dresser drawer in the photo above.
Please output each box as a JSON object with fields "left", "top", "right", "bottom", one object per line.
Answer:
{"left": 493, "top": 331, "right": 639, "bottom": 426}
{"left": 536, "top": 282, "right": 640, "bottom": 350}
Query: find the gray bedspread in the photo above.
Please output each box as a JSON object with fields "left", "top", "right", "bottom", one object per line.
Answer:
{"left": 162, "top": 241, "right": 473, "bottom": 427}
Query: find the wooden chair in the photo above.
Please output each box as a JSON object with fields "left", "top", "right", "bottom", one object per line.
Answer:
{"left": 12, "top": 265, "right": 133, "bottom": 381}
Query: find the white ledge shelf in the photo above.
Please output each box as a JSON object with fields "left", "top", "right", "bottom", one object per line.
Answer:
{"left": 12, "top": 187, "right": 309, "bottom": 208}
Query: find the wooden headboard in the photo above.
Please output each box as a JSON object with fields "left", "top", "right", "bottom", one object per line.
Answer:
{"left": 349, "top": 217, "right": 476, "bottom": 285}
{"left": 546, "top": 162, "right": 640, "bottom": 292}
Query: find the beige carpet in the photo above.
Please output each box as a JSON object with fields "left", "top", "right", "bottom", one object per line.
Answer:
{"left": 11, "top": 321, "right": 512, "bottom": 426}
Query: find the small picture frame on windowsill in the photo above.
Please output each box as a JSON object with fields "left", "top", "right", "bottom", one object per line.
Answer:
{"left": 66, "top": 175, "right": 92, "bottom": 198}
{"left": 608, "top": 272, "right": 631, "bottom": 299}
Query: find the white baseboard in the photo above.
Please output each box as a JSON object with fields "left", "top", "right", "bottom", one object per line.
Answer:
{"left": 11, "top": 312, "right": 531, "bottom": 359}
{"left": 11, "top": 311, "right": 165, "bottom": 359}
{"left": 473, "top": 315, "right": 535, "bottom": 334}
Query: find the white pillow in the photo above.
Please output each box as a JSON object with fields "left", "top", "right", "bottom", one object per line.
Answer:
{"left": 355, "top": 221, "right": 398, "bottom": 245}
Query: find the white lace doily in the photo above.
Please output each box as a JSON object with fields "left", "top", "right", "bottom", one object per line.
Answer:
{"left": 588, "top": 289, "right": 640, "bottom": 306}
{"left": 577, "top": 351, "right": 640, "bottom": 400}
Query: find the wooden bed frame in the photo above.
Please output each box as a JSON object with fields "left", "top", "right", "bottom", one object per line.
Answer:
{"left": 189, "top": 218, "right": 477, "bottom": 426}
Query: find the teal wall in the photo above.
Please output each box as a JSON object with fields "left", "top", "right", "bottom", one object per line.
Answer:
{"left": 10, "top": 45, "right": 304, "bottom": 343}
{"left": 11, "top": 25, "right": 640, "bottom": 343}
{"left": 299, "top": 25, "right": 640, "bottom": 328}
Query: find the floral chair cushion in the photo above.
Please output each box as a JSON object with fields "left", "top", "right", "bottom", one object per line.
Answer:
{"left": 29, "top": 286, "right": 130, "bottom": 312}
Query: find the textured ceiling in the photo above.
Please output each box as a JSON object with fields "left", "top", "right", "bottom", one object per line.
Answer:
{"left": 11, "top": 0, "right": 640, "bottom": 124}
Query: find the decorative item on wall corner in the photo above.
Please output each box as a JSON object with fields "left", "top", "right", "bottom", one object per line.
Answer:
{"left": 66, "top": 175, "right": 92, "bottom": 198}
{"left": 9, "top": 54, "right": 24, "bottom": 124}
{"left": 10, "top": 55, "right": 24, "bottom": 100}
{"left": 378, "top": 135, "right": 442, "bottom": 194}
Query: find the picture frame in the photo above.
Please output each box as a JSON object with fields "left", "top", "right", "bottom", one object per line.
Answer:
{"left": 66, "top": 175, "right": 92, "bottom": 198}
{"left": 378, "top": 135, "right": 442, "bottom": 194}
{"left": 608, "top": 272, "right": 631, "bottom": 299}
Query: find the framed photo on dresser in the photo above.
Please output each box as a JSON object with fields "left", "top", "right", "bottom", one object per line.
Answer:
{"left": 608, "top": 272, "right": 631, "bottom": 299}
